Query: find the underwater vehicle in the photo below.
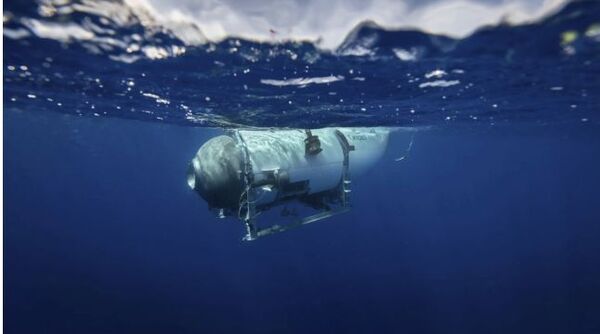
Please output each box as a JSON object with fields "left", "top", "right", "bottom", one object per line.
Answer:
{"left": 187, "top": 127, "right": 390, "bottom": 240}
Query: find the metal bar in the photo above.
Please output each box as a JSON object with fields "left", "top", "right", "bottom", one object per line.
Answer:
{"left": 232, "top": 130, "right": 258, "bottom": 241}
{"left": 251, "top": 207, "right": 351, "bottom": 240}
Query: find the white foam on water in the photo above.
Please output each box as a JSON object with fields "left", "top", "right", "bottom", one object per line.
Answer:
{"left": 260, "top": 75, "right": 345, "bottom": 87}
{"left": 6, "top": 0, "right": 567, "bottom": 50}
{"left": 419, "top": 80, "right": 460, "bottom": 88}
{"left": 140, "top": 0, "right": 567, "bottom": 49}
{"left": 393, "top": 48, "right": 419, "bottom": 61}
{"left": 425, "top": 69, "right": 447, "bottom": 79}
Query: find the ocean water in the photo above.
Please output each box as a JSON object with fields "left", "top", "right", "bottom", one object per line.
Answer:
{"left": 4, "top": 0, "right": 600, "bottom": 333}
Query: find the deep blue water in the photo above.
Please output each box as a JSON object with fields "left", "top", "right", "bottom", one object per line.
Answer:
{"left": 4, "top": 0, "right": 600, "bottom": 333}
{"left": 6, "top": 110, "right": 600, "bottom": 333}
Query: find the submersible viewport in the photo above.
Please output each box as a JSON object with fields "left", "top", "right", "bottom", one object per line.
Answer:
{"left": 187, "top": 127, "right": 390, "bottom": 240}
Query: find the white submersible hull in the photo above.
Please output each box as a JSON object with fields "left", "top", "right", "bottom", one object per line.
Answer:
{"left": 187, "top": 127, "right": 390, "bottom": 240}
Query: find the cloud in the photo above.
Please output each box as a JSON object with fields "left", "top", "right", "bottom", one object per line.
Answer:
{"left": 129, "top": 0, "right": 567, "bottom": 49}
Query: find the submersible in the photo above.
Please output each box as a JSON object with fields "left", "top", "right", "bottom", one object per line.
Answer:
{"left": 187, "top": 127, "right": 390, "bottom": 240}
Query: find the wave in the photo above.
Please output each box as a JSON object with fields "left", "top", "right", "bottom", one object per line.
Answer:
{"left": 3, "top": 0, "right": 600, "bottom": 128}
{"left": 6, "top": 0, "right": 598, "bottom": 63}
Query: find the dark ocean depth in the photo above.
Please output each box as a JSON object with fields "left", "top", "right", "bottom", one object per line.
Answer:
{"left": 5, "top": 109, "right": 600, "bottom": 333}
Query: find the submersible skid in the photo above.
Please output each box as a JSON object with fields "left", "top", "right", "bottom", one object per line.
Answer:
{"left": 187, "top": 127, "right": 390, "bottom": 240}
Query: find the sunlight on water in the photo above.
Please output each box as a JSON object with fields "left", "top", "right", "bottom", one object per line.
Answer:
{"left": 5, "top": 0, "right": 599, "bottom": 129}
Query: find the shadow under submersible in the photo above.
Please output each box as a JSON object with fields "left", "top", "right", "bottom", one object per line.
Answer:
{"left": 187, "top": 128, "right": 390, "bottom": 240}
